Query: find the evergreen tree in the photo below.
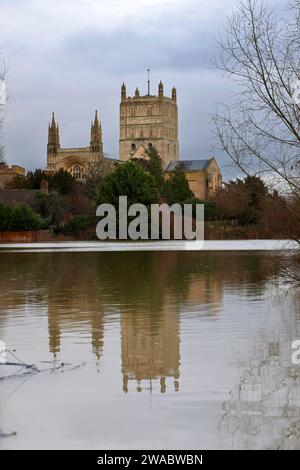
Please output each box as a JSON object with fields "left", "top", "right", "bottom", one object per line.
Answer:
{"left": 49, "top": 169, "right": 75, "bottom": 195}
{"left": 0, "top": 203, "right": 44, "bottom": 231}
{"left": 27, "top": 169, "right": 47, "bottom": 190}
{"left": 132, "top": 146, "right": 165, "bottom": 192}
{"left": 244, "top": 175, "right": 268, "bottom": 209}
{"left": 148, "top": 147, "right": 164, "bottom": 192}
{"left": 162, "top": 167, "right": 193, "bottom": 204}
{"left": 95, "top": 160, "right": 158, "bottom": 208}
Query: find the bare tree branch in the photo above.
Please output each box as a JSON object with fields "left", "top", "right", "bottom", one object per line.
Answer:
{"left": 213, "top": 0, "right": 300, "bottom": 195}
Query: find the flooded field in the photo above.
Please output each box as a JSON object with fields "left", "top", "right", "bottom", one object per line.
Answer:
{"left": 0, "top": 250, "right": 300, "bottom": 449}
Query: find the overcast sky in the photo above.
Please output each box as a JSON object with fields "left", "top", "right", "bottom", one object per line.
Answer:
{"left": 0, "top": 0, "right": 281, "bottom": 179}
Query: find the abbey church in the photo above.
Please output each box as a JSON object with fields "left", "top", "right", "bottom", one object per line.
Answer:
{"left": 43, "top": 81, "right": 222, "bottom": 200}
{"left": 45, "top": 110, "right": 117, "bottom": 179}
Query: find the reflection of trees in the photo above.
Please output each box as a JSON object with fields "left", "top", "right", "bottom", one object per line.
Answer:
{"left": 218, "top": 293, "right": 300, "bottom": 449}
{"left": 0, "top": 251, "right": 283, "bottom": 310}
{"left": 0, "top": 251, "right": 285, "bottom": 393}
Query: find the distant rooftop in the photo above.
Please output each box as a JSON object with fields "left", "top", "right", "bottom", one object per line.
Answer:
{"left": 166, "top": 159, "right": 214, "bottom": 172}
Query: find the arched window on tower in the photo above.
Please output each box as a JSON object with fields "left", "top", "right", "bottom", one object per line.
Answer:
{"left": 131, "top": 107, "right": 136, "bottom": 117}
{"left": 131, "top": 143, "right": 136, "bottom": 151}
{"left": 148, "top": 143, "right": 153, "bottom": 151}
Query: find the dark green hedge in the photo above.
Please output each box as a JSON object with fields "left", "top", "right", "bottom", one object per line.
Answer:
{"left": 0, "top": 202, "right": 45, "bottom": 231}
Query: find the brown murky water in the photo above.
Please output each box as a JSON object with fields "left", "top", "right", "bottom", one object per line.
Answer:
{"left": 0, "top": 251, "right": 300, "bottom": 449}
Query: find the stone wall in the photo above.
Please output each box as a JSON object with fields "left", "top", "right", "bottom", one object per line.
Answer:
{"left": 0, "top": 165, "right": 25, "bottom": 189}
{"left": 186, "top": 166, "right": 222, "bottom": 200}
{"left": 185, "top": 172, "right": 208, "bottom": 200}
{"left": 0, "top": 230, "right": 52, "bottom": 243}
{"left": 0, "top": 189, "right": 36, "bottom": 207}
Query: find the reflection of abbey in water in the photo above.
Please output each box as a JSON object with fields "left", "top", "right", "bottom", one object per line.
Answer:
{"left": 43, "top": 252, "right": 226, "bottom": 393}
{"left": 47, "top": 302, "right": 105, "bottom": 361}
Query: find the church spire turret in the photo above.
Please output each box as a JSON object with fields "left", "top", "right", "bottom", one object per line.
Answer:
{"left": 47, "top": 112, "right": 60, "bottom": 154}
{"left": 121, "top": 82, "right": 126, "bottom": 101}
{"left": 90, "top": 110, "right": 103, "bottom": 153}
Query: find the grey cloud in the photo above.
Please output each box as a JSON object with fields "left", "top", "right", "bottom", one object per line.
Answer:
{"left": 1, "top": 0, "right": 281, "bottom": 180}
{"left": 62, "top": 24, "right": 213, "bottom": 74}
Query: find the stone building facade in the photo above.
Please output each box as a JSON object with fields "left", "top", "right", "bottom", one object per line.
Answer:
{"left": 119, "top": 81, "right": 179, "bottom": 168}
{"left": 0, "top": 164, "right": 25, "bottom": 189}
{"left": 46, "top": 111, "right": 116, "bottom": 179}
{"left": 44, "top": 81, "right": 222, "bottom": 197}
{"left": 166, "top": 158, "right": 222, "bottom": 200}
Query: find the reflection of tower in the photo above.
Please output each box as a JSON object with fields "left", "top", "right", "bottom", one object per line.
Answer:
{"left": 46, "top": 254, "right": 106, "bottom": 361}
{"left": 47, "top": 303, "right": 106, "bottom": 361}
{"left": 186, "top": 276, "right": 223, "bottom": 315}
{"left": 120, "top": 294, "right": 180, "bottom": 394}
{"left": 91, "top": 311, "right": 105, "bottom": 361}
{"left": 48, "top": 305, "right": 61, "bottom": 356}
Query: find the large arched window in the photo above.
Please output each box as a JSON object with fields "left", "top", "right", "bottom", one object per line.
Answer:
{"left": 68, "top": 164, "right": 86, "bottom": 180}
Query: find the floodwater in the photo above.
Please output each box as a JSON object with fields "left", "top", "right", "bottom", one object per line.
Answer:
{"left": 0, "top": 250, "right": 300, "bottom": 449}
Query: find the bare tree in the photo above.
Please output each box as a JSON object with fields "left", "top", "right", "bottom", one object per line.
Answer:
{"left": 85, "top": 158, "right": 118, "bottom": 201}
{"left": 213, "top": 0, "right": 300, "bottom": 197}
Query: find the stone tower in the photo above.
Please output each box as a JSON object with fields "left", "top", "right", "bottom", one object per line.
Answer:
{"left": 119, "top": 81, "right": 179, "bottom": 168}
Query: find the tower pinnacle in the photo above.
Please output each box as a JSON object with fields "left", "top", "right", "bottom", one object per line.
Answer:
{"left": 158, "top": 80, "right": 164, "bottom": 98}
{"left": 90, "top": 110, "right": 103, "bottom": 153}
{"left": 47, "top": 112, "right": 60, "bottom": 152}
{"left": 172, "top": 86, "right": 177, "bottom": 102}
{"left": 121, "top": 82, "right": 126, "bottom": 101}
{"left": 147, "top": 69, "right": 151, "bottom": 95}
